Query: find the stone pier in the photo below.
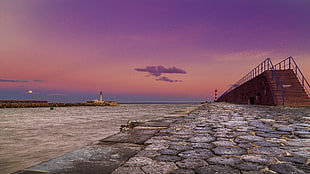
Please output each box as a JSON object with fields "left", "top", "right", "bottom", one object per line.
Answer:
{"left": 15, "top": 103, "right": 310, "bottom": 174}
{"left": 113, "top": 103, "right": 310, "bottom": 174}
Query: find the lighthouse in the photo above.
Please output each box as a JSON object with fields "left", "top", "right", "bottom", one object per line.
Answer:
{"left": 99, "top": 91, "right": 103, "bottom": 102}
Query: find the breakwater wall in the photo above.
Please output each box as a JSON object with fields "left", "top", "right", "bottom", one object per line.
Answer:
{"left": 0, "top": 100, "right": 119, "bottom": 108}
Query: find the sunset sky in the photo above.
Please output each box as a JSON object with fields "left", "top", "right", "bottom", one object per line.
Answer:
{"left": 1, "top": 0, "right": 310, "bottom": 102}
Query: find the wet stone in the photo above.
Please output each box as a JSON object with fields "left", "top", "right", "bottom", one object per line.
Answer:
{"left": 256, "top": 133, "right": 280, "bottom": 138}
{"left": 158, "top": 149, "right": 179, "bottom": 156}
{"left": 216, "top": 137, "right": 231, "bottom": 141}
{"left": 211, "top": 124, "right": 223, "bottom": 129}
{"left": 233, "top": 131, "right": 250, "bottom": 136}
{"left": 111, "top": 167, "right": 145, "bottom": 174}
{"left": 277, "top": 127, "right": 294, "bottom": 132}
{"left": 207, "top": 156, "right": 242, "bottom": 165}
{"left": 176, "top": 158, "right": 208, "bottom": 169}
{"left": 282, "top": 139, "right": 310, "bottom": 147}
{"left": 239, "top": 143, "right": 252, "bottom": 149}
{"left": 156, "top": 131, "right": 173, "bottom": 136}
{"left": 269, "top": 163, "right": 306, "bottom": 174}
{"left": 241, "top": 154, "right": 276, "bottom": 164}
{"left": 169, "top": 168, "right": 195, "bottom": 174}
{"left": 188, "top": 136, "right": 216, "bottom": 143}
{"left": 196, "top": 123, "right": 206, "bottom": 127}
{"left": 238, "top": 135, "right": 265, "bottom": 142}
{"left": 213, "top": 132, "right": 234, "bottom": 138}
{"left": 178, "top": 149, "right": 214, "bottom": 159}
{"left": 169, "top": 145, "right": 191, "bottom": 151}
{"left": 242, "top": 171, "right": 269, "bottom": 174}
{"left": 123, "top": 157, "right": 153, "bottom": 167}
{"left": 235, "top": 137, "right": 251, "bottom": 144}
{"left": 297, "top": 134, "right": 310, "bottom": 138}
{"left": 135, "top": 150, "right": 159, "bottom": 158}
{"left": 253, "top": 128, "right": 275, "bottom": 132}
{"left": 145, "top": 143, "right": 169, "bottom": 151}
{"left": 153, "top": 155, "right": 182, "bottom": 162}
{"left": 294, "top": 163, "right": 310, "bottom": 174}
{"left": 169, "top": 137, "right": 187, "bottom": 142}
{"left": 191, "top": 143, "right": 214, "bottom": 149}
{"left": 293, "top": 123, "right": 310, "bottom": 128}
{"left": 194, "top": 130, "right": 212, "bottom": 134}
{"left": 213, "top": 128, "right": 232, "bottom": 132}
{"left": 174, "top": 131, "right": 192, "bottom": 136}
{"left": 252, "top": 147, "right": 286, "bottom": 156}
{"left": 236, "top": 162, "right": 265, "bottom": 171}
{"left": 144, "top": 137, "right": 169, "bottom": 144}
{"left": 141, "top": 161, "right": 178, "bottom": 174}
{"left": 212, "top": 146, "right": 247, "bottom": 155}
{"left": 195, "top": 165, "right": 241, "bottom": 174}
{"left": 270, "top": 131, "right": 291, "bottom": 135}
{"left": 194, "top": 126, "right": 206, "bottom": 130}
{"left": 253, "top": 141, "right": 280, "bottom": 147}
{"left": 236, "top": 128, "right": 253, "bottom": 132}
{"left": 224, "top": 120, "right": 248, "bottom": 126}
{"left": 295, "top": 125, "right": 310, "bottom": 132}
{"left": 173, "top": 135, "right": 191, "bottom": 140}
{"left": 282, "top": 134, "right": 299, "bottom": 139}
{"left": 212, "top": 140, "right": 236, "bottom": 146}
{"left": 295, "top": 131, "right": 310, "bottom": 135}
{"left": 249, "top": 121, "right": 265, "bottom": 127}
{"left": 278, "top": 156, "right": 307, "bottom": 164}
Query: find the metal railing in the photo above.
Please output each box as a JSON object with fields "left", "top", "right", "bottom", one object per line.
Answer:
{"left": 219, "top": 58, "right": 274, "bottom": 98}
{"left": 273, "top": 56, "right": 310, "bottom": 97}
{"left": 218, "top": 56, "right": 310, "bottom": 104}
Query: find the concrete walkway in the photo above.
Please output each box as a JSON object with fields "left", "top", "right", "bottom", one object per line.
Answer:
{"left": 15, "top": 103, "right": 310, "bottom": 174}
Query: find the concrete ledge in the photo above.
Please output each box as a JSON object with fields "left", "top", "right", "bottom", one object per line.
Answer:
{"left": 14, "top": 127, "right": 157, "bottom": 174}
{"left": 14, "top": 114, "right": 188, "bottom": 174}
{"left": 15, "top": 143, "right": 143, "bottom": 174}
{"left": 101, "top": 129, "right": 159, "bottom": 145}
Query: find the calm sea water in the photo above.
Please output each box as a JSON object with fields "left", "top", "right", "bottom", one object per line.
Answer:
{"left": 0, "top": 103, "right": 197, "bottom": 174}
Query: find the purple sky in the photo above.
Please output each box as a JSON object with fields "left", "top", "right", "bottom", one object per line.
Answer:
{"left": 1, "top": 0, "right": 310, "bottom": 102}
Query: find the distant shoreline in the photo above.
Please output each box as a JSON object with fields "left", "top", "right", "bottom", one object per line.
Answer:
{"left": 119, "top": 101, "right": 203, "bottom": 104}
{"left": 0, "top": 100, "right": 204, "bottom": 108}
{"left": 0, "top": 100, "right": 119, "bottom": 108}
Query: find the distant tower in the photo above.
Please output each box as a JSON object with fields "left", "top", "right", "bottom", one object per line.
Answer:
{"left": 99, "top": 91, "right": 103, "bottom": 101}
{"left": 214, "top": 89, "right": 218, "bottom": 101}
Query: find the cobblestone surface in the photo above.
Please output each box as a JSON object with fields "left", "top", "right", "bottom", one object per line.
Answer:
{"left": 112, "top": 103, "right": 310, "bottom": 174}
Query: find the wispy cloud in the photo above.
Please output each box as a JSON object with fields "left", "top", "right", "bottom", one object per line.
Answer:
{"left": 156, "top": 76, "right": 183, "bottom": 83}
{"left": 0, "top": 79, "right": 43, "bottom": 83}
{"left": 135, "top": 65, "right": 186, "bottom": 77}
{"left": 135, "top": 65, "right": 186, "bottom": 83}
{"left": 32, "top": 79, "right": 43, "bottom": 82}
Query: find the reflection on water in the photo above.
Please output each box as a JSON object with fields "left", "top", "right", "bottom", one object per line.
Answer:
{"left": 0, "top": 104, "right": 195, "bottom": 174}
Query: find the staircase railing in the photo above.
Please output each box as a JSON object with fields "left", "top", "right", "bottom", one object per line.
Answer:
{"left": 218, "top": 58, "right": 274, "bottom": 98}
{"left": 218, "top": 57, "right": 309, "bottom": 104}
{"left": 273, "top": 56, "right": 310, "bottom": 97}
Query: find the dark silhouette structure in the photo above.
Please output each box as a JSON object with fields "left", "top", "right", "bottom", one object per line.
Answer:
{"left": 217, "top": 57, "right": 310, "bottom": 106}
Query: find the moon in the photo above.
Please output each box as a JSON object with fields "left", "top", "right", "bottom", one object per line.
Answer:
{"left": 28, "top": 90, "right": 33, "bottom": 94}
